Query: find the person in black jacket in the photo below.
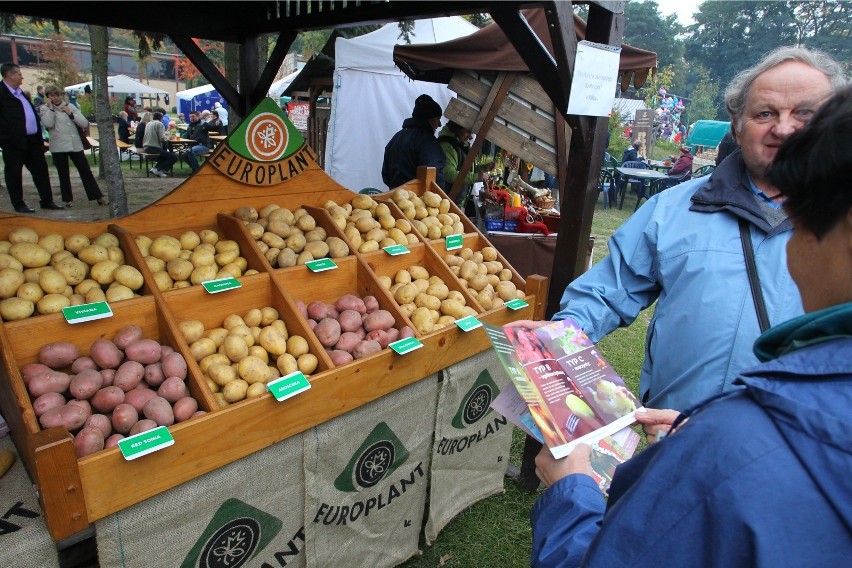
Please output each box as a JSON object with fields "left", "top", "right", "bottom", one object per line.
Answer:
{"left": 115, "top": 111, "right": 131, "bottom": 144}
{"left": 183, "top": 110, "right": 214, "bottom": 173}
{"left": 620, "top": 140, "right": 641, "bottom": 164}
{"left": 0, "top": 63, "right": 62, "bottom": 212}
{"left": 381, "top": 94, "right": 445, "bottom": 190}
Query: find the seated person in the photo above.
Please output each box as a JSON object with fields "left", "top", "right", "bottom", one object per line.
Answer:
{"left": 530, "top": 85, "right": 852, "bottom": 568}
{"left": 142, "top": 111, "right": 177, "bottom": 177}
{"left": 183, "top": 111, "right": 214, "bottom": 173}
{"left": 667, "top": 146, "right": 693, "bottom": 177}
{"left": 620, "top": 140, "right": 641, "bottom": 164}
{"left": 115, "top": 111, "right": 131, "bottom": 144}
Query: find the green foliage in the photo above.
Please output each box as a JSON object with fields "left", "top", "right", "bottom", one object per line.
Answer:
{"left": 31, "top": 33, "right": 82, "bottom": 93}
{"left": 623, "top": 1, "right": 685, "bottom": 69}
{"left": 651, "top": 139, "right": 680, "bottom": 161}
{"left": 687, "top": 66, "right": 720, "bottom": 121}
{"left": 607, "top": 110, "right": 629, "bottom": 159}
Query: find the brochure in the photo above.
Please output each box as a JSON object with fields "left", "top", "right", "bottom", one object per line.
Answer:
{"left": 484, "top": 318, "right": 643, "bottom": 459}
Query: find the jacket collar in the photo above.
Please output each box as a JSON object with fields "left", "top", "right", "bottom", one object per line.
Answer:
{"left": 402, "top": 116, "right": 435, "bottom": 131}
{"left": 752, "top": 303, "right": 852, "bottom": 362}
{"left": 688, "top": 150, "right": 791, "bottom": 235}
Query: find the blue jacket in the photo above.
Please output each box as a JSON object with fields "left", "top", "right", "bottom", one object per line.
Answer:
{"left": 381, "top": 117, "right": 444, "bottom": 189}
{"left": 553, "top": 152, "right": 803, "bottom": 410}
{"left": 531, "top": 303, "right": 852, "bottom": 567}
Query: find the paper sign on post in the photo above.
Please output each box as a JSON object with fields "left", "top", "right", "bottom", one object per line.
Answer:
{"left": 566, "top": 40, "right": 620, "bottom": 117}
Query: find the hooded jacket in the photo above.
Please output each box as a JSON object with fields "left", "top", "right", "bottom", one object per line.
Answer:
{"left": 531, "top": 302, "right": 852, "bottom": 567}
{"left": 666, "top": 148, "right": 693, "bottom": 176}
{"left": 381, "top": 117, "right": 444, "bottom": 189}
{"left": 552, "top": 150, "right": 803, "bottom": 410}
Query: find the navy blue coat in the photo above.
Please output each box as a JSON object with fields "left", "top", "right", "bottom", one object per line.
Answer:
{"left": 381, "top": 117, "right": 444, "bottom": 189}
{"left": 531, "top": 304, "right": 852, "bottom": 567}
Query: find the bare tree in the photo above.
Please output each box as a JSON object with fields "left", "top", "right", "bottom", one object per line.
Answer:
{"left": 89, "top": 24, "right": 126, "bottom": 216}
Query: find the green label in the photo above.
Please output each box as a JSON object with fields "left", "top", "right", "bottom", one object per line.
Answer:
{"left": 505, "top": 298, "right": 529, "bottom": 310}
{"left": 267, "top": 371, "right": 311, "bottom": 402}
{"left": 382, "top": 244, "right": 410, "bottom": 256}
{"left": 202, "top": 276, "right": 241, "bottom": 294}
{"left": 389, "top": 337, "right": 423, "bottom": 355}
{"left": 306, "top": 258, "right": 338, "bottom": 272}
{"left": 118, "top": 426, "right": 174, "bottom": 460}
{"left": 62, "top": 301, "right": 113, "bottom": 324}
{"left": 445, "top": 234, "right": 464, "bottom": 250}
{"left": 455, "top": 315, "right": 482, "bottom": 332}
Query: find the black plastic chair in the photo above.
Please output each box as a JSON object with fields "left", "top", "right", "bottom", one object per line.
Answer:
{"left": 655, "top": 169, "right": 692, "bottom": 194}
{"left": 618, "top": 160, "right": 651, "bottom": 210}
{"left": 694, "top": 164, "right": 715, "bottom": 177}
{"left": 599, "top": 169, "right": 615, "bottom": 208}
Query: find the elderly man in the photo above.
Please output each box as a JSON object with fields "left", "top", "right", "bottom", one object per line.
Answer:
{"left": 509, "top": 46, "right": 846, "bottom": 413}
{"left": 530, "top": 83, "right": 852, "bottom": 568}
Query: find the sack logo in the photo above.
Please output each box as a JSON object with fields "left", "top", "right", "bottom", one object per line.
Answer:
{"left": 451, "top": 370, "right": 499, "bottom": 429}
{"left": 334, "top": 421, "right": 409, "bottom": 493}
{"left": 181, "top": 498, "right": 282, "bottom": 568}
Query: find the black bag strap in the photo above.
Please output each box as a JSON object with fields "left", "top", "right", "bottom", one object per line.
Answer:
{"left": 738, "top": 218, "right": 771, "bottom": 332}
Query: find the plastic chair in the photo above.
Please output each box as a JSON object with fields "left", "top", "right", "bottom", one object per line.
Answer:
{"left": 694, "top": 164, "right": 715, "bottom": 177}
{"left": 598, "top": 169, "right": 615, "bottom": 209}
{"left": 655, "top": 169, "right": 692, "bottom": 194}
{"left": 617, "top": 160, "right": 651, "bottom": 210}
{"left": 359, "top": 187, "right": 382, "bottom": 195}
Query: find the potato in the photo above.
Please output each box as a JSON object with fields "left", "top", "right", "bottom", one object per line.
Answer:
{"left": 89, "top": 260, "right": 119, "bottom": 285}
{"left": 39, "top": 404, "right": 87, "bottom": 431}
{"left": 35, "top": 293, "right": 70, "bottom": 315}
{"left": 129, "top": 419, "right": 158, "bottom": 437}
{"left": 0, "top": 252, "right": 24, "bottom": 272}
{"left": 85, "top": 414, "right": 112, "bottom": 438}
{"left": 158, "top": 376, "right": 188, "bottom": 403}
{"left": 113, "top": 265, "right": 144, "bottom": 290}
{"left": 208, "top": 363, "right": 237, "bottom": 387}
{"left": 173, "top": 396, "right": 199, "bottom": 422}
{"left": 410, "top": 307, "right": 435, "bottom": 333}
{"left": 90, "top": 386, "right": 124, "bottom": 413}
{"left": 303, "top": 240, "right": 329, "bottom": 259}
{"left": 286, "top": 335, "right": 309, "bottom": 357}
{"left": 363, "top": 310, "right": 395, "bottom": 332}
{"left": 314, "top": 318, "right": 342, "bottom": 348}
{"left": 179, "top": 320, "right": 205, "bottom": 344}
{"left": 307, "top": 301, "right": 337, "bottom": 321}
{"left": 276, "top": 353, "right": 298, "bottom": 376}
{"left": 222, "top": 335, "right": 249, "bottom": 363}
{"left": 114, "top": 360, "right": 145, "bottom": 392}
{"left": 0, "top": 268, "right": 24, "bottom": 300}
{"left": 223, "top": 379, "right": 249, "bottom": 403}
{"left": 367, "top": 328, "right": 400, "bottom": 349}
{"left": 352, "top": 340, "right": 382, "bottom": 359}
{"left": 70, "top": 369, "right": 104, "bottom": 400}
{"left": 32, "top": 391, "right": 66, "bottom": 417}
{"left": 161, "top": 352, "right": 188, "bottom": 380}
{"left": 125, "top": 339, "right": 162, "bottom": 365}
{"left": 148, "top": 235, "right": 182, "bottom": 261}
{"left": 328, "top": 350, "right": 354, "bottom": 366}
{"left": 237, "top": 356, "right": 269, "bottom": 384}
{"left": 296, "top": 353, "right": 318, "bottom": 375}
{"left": 124, "top": 388, "right": 158, "bottom": 413}
{"left": 440, "top": 299, "right": 466, "bottom": 319}
{"left": 74, "top": 427, "right": 105, "bottom": 457}
{"left": 10, "top": 242, "right": 51, "bottom": 268}
{"left": 258, "top": 326, "right": 288, "bottom": 356}
{"left": 394, "top": 283, "right": 417, "bottom": 305}
{"left": 144, "top": 363, "right": 166, "bottom": 387}
{"left": 8, "top": 227, "right": 38, "bottom": 244}
{"left": 142, "top": 396, "right": 174, "bottom": 426}
{"left": 38, "top": 341, "right": 81, "bottom": 369}
{"left": 108, "top": 403, "right": 138, "bottom": 434}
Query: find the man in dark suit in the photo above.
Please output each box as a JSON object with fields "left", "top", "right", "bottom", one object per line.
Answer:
{"left": 0, "top": 62, "right": 62, "bottom": 212}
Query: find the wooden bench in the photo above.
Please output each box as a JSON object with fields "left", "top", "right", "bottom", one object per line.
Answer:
{"left": 86, "top": 137, "right": 100, "bottom": 164}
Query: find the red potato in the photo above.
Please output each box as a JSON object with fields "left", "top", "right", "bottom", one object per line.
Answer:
{"left": 173, "top": 396, "right": 199, "bottom": 422}
{"left": 90, "top": 338, "right": 124, "bottom": 369}
{"left": 124, "top": 388, "right": 158, "bottom": 413}
{"left": 143, "top": 396, "right": 174, "bottom": 426}
{"left": 85, "top": 414, "right": 112, "bottom": 438}
{"left": 363, "top": 310, "right": 395, "bottom": 332}
{"left": 143, "top": 362, "right": 165, "bottom": 387}
{"left": 111, "top": 403, "right": 139, "bottom": 435}
{"left": 161, "top": 352, "right": 188, "bottom": 380}
{"left": 400, "top": 326, "right": 416, "bottom": 339}
{"left": 307, "top": 319, "right": 317, "bottom": 330}
{"left": 367, "top": 327, "right": 400, "bottom": 349}
{"left": 334, "top": 332, "right": 361, "bottom": 354}
{"left": 354, "top": 327, "right": 366, "bottom": 340}
{"left": 112, "top": 325, "right": 143, "bottom": 350}
{"left": 314, "top": 318, "right": 341, "bottom": 348}
{"left": 28, "top": 370, "right": 71, "bottom": 397}
{"left": 69, "top": 369, "right": 104, "bottom": 400}
{"left": 113, "top": 360, "right": 145, "bottom": 392}
{"left": 105, "top": 433, "right": 125, "bottom": 448}
{"left": 71, "top": 357, "right": 98, "bottom": 374}
{"left": 129, "top": 419, "right": 158, "bottom": 436}
{"left": 295, "top": 300, "right": 308, "bottom": 319}
{"left": 38, "top": 342, "right": 81, "bottom": 369}
{"left": 191, "top": 410, "right": 207, "bottom": 418}
{"left": 91, "top": 386, "right": 125, "bottom": 413}
{"left": 352, "top": 340, "right": 382, "bottom": 360}
{"left": 39, "top": 404, "right": 88, "bottom": 432}
{"left": 160, "top": 345, "right": 175, "bottom": 358}
{"left": 363, "top": 295, "right": 380, "bottom": 313}
{"left": 32, "top": 392, "right": 66, "bottom": 417}
{"left": 74, "top": 427, "right": 105, "bottom": 458}
{"left": 337, "top": 310, "right": 363, "bottom": 333}
{"left": 101, "top": 368, "right": 116, "bottom": 387}
{"left": 334, "top": 294, "right": 366, "bottom": 314}
{"left": 21, "top": 363, "right": 51, "bottom": 385}
{"left": 307, "top": 301, "right": 338, "bottom": 321}
{"left": 157, "top": 376, "right": 188, "bottom": 403}
{"left": 327, "top": 349, "right": 354, "bottom": 366}
{"left": 66, "top": 399, "right": 92, "bottom": 419}
{"left": 124, "top": 339, "right": 162, "bottom": 365}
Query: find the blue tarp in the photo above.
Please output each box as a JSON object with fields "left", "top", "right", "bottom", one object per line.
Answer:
{"left": 176, "top": 84, "right": 228, "bottom": 118}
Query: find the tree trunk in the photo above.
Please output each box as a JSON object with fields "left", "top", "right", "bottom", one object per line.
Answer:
{"left": 88, "top": 24, "right": 126, "bottom": 217}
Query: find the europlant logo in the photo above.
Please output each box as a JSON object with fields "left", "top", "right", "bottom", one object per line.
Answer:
{"left": 334, "top": 422, "right": 410, "bottom": 492}
{"left": 451, "top": 370, "right": 499, "bottom": 429}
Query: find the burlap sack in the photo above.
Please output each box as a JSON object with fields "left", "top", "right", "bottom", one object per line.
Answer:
{"left": 96, "top": 434, "right": 306, "bottom": 568}
{"left": 0, "top": 436, "right": 59, "bottom": 568}
{"left": 425, "top": 350, "right": 514, "bottom": 544}
{"left": 303, "top": 376, "right": 438, "bottom": 568}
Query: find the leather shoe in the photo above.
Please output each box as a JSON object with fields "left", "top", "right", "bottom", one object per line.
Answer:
{"left": 40, "top": 202, "right": 65, "bottom": 210}
{"left": 14, "top": 204, "right": 35, "bottom": 213}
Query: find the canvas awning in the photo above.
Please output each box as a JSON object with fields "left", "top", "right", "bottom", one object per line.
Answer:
{"left": 64, "top": 74, "right": 169, "bottom": 95}
{"left": 393, "top": 9, "right": 657, "bottom": 91}
{"left": 687, "top": 120, "right": 732, "bottom": 149}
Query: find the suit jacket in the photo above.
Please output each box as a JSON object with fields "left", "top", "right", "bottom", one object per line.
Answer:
{"left": 0, "top": 83, "right": 41, "bottom": 150}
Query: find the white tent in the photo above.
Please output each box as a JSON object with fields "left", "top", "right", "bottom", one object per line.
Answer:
{"left": 323, "top": 17, "right": 478, "bottom": 191}
{"left": 64, "top": 74, "right": 169, "bottom": 95}
{"left": 268, "top": 69, "right": 302, "bottom": 98}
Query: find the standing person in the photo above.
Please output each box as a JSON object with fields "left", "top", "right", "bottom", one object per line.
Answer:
{"left": 0, "top": 63, "right": 62, "bottom": 212}
{"left": 39, "top": 86, "right": 107, "bottom": 207}
{"left": 381, "top": 94, "right": 445, "bottom": 190}
{"left": 124, "top": 96, "right": 139, "bottom": 121}
{"left": 32, "top": 85, "right": 45, "bottom": 109}
{"left": 507, "top": 46, "right": 846, "bottom": 415}
{"left": 115, "top": 111, "right": 131, "bottom": 144}
{"left": 438, "top": 121, "right": 494, "bottom": 200}
{"left": 183, "top": 111, "right": 213, "bottom": 173}
{"left": 213, "top": 101, "right": 228, "bottom": 134}
{"left": 530, "top": 84, "right": 852, "bottom": 568}
{"left": 142, "top": 110, "right": 177, "bottom": 177}
{"left": 134, "top": 111, "right": 151, "bottom": 149}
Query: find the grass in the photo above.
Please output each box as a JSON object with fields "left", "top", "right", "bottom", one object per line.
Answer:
{"left": 400, "top": 199, "right": 647, "bottom": 567}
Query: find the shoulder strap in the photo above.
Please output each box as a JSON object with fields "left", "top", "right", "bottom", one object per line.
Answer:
{"left": 738, "top": 218, "right": 771, "bottom": 332}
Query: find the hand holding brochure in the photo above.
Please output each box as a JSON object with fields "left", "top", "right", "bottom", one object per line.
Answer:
{"left": 484, "top": 318, "right": 643, "bottom": 459}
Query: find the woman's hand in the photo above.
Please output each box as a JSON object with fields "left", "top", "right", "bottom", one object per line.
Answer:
{"left": 535, "top": 444, "right": 594, "bottom": 488}
{"left": 635, "top": 408, "right": 681, "bottom": 444}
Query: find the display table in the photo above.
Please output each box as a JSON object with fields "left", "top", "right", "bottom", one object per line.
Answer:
{"left": 487, "top": 231, "right": 593, "bottom": 281}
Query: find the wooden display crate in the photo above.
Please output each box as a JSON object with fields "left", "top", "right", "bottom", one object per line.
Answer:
{"left": 0, "top": 160, "right": 546, "bottom": 541}
{"left": 433, "top": 232, "right": 526, "bottom": 291}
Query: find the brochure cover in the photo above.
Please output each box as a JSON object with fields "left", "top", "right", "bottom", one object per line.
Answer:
{"left": 484, "top": 319, "right": 642, "bottom": 459}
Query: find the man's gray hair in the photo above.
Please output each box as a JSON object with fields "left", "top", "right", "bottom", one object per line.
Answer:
{"left": 725, "top": 46, "right": 846, "bottom": 132}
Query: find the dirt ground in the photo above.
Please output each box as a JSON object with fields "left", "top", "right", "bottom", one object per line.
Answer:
{"left": 0, "top": 157, "right": 186, "bottom": 223}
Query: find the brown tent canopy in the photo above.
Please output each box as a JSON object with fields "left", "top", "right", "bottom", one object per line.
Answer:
{"left": 394, "top": 8, "right": 657, "bottom": 91}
